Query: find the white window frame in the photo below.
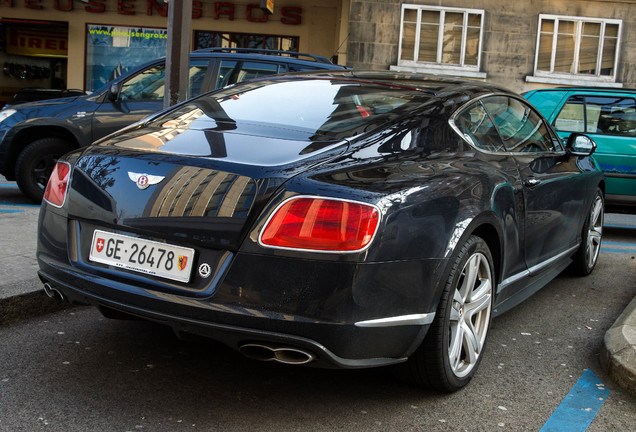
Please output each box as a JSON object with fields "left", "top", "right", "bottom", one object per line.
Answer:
{"left": 390, "top": 4, "right": 486, "bottom": 79}
{"left": 526, "top": 14, "right": 623, "bottom": 88}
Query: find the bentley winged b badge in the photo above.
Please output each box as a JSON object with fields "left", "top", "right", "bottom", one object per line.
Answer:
{"left": 128, "top": 172, "right": 165, "bottom": 190}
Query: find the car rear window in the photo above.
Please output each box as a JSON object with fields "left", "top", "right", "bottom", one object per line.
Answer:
{"left": 150, "top": 78, "right": 432, "bottom": 138}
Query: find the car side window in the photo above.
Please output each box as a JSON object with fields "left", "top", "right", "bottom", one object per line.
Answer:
{"left": 217, "top": 60, "right": 238, "bottom": 88}
{"left": 454, "top": 102, "right": 505, "bottom": 152}
{"left": 188, "top": 63, "right": 210, "bottom": 98}
{"left": 119, "top": 64, "right": 165, "bottom": 101}
{"left": 482, "top": 96, "right": 557, "bottom": 153}
{"left": 217, "top": 61, "right": 284, "bottom": 88}
{"left": 236, "top": 62, "right": 284, "bottom": 83}
{"left": 119, "top": 61, "right": 210, "bottom": 102}
{"left": 555, "top": 95, "right": 636, "bottom": 136}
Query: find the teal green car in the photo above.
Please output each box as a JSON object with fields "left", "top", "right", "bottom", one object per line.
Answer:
{"left": 525, "top": 88, "right": 636, "bottom": 208}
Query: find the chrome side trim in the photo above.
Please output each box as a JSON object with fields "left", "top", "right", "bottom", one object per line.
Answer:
{"left": 355, "top": 313, "right": 435, "bottom": 328}
{"left": 498, "top": 244, "right": 579, "bottom": 294}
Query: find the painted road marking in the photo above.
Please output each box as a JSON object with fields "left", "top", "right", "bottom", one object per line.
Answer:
{"left": 604, "top": 224, "right": 636, "bottom": 229}
{"left": 539, "top": 369, "right": 609, "bottom": 432}
{"left": 0, "top": 202, "right": 40, "bottom": 208}
{"left": 0, "top": 202, "right": 40, "bottom": 214}
{"left": 601, "top": 241, "right": 636, "bottom": 254}
{"left": 0, "top": 183, "right": 18, "bottom": 188}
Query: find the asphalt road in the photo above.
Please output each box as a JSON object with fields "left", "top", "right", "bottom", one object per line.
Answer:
{"left": 1, "top": 175, "right": 635, "bottom": 431}
{"left": 0, "top": 230, "right": 634, "bottom": 431}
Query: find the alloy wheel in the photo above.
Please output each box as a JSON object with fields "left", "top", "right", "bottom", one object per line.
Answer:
{"left": 586, "top": 195, "right": 603, "bottom": 269}
{"left": 448, "top": 252, "right": 493, "bottom": 378}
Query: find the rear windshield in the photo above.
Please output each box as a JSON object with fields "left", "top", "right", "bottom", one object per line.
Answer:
{"left": 150, "top": 78, "right": 432, "bottom": 138}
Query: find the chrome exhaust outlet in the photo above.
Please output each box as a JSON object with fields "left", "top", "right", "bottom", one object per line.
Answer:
{"left": 239, "top": 343, "right": 315, "bottom": 365}
{"left": 43, "top": 282, "right": 65, "bottom": 303}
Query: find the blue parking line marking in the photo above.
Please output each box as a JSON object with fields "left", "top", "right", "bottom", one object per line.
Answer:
{"left": 0, "top": 183, "right": 18, "bottom": 188}
{"left": 604, "top": 224, "right": 636, "bottom": 229}
{"left": 601, "top": 248, "right": 636, "bottom": 253}
{"left": 0, "top": 209, "right": 24, "bottom": 213}
{"left": 0, "top": 202, "right": 40, "bottom": 208}
{"left": 602, "top": 241, "right": 636, "bottom": 246}
{"left": 539, "top": 369, "right": 609, "bottom": 432}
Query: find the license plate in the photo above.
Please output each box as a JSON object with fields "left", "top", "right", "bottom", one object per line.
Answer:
{"left": 89, "top": 230, "right": 195, "bottom": 283}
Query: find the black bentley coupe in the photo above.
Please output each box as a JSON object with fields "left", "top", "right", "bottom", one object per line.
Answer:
{"left": 37, "top": 71, "right": 604, "bottom": 392}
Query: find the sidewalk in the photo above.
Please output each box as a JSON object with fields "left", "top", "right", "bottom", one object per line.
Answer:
{"left": 1, "top": 181, "right": 635, "bottom": 396}
{"left": 0, "top": 195, "right": 70, "bottom": 324}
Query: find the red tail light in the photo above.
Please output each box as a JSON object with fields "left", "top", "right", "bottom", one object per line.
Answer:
{"left": 260, "top": 197, "right": 380, "bottom": 252}
{"left": 43, "top": 161, "right": 71, "bottom": 208}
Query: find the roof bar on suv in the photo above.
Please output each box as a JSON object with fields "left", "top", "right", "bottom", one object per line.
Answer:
{"left": 194, "top": 47, "right": 333, "bottom": 64}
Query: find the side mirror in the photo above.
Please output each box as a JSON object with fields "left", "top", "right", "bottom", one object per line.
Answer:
{"left": 108, "top": 82, "right": 121, "bottom": 102}
{"left": 566, "top": 133, "right": 597, "bottom": 156}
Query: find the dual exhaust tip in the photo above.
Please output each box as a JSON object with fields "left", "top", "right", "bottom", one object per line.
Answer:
{"left": 239, "top": 343, "right": 316, "bottom": 365}
{"left": 43, "top": 282, "right": 65, "bottom": 303}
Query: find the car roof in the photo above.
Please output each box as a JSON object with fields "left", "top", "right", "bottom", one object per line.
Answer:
{"left": 529, "top": 87, "right": 636, "bottom": 94}
{"left": 247, "top": 70, "right": 515, "bottom": 99}
{"left": 190, "top": 48, "right": 345, "bottom": 69}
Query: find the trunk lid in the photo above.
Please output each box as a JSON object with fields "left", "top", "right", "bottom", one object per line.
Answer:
{"left": 67, "top": 122, "right": 348, "bottom": 251}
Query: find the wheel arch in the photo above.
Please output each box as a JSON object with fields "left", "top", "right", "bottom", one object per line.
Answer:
{"left": 6, "top": 126, "right": 80, "bottom": 179}
{"left": 470, "top": 222, "right": 502, "bottom": 289}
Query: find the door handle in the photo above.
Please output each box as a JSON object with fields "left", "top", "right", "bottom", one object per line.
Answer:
{"left": 524, "top": 177, "right": 541, "bottom": 187}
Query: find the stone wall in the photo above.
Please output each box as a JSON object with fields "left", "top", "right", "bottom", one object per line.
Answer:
{"left": 347, "top": 0, "right": 636, "bottom": 92}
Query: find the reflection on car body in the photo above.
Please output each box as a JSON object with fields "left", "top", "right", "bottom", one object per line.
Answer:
{"left": 37, "top": 71, "right": 604, "bottom": 392}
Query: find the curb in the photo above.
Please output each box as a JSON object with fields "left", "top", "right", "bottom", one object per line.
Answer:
{"left": 0, "top": 279, "right": 71, "bottom": 325}
{"left": 600, "top": 295, "right": 636, "bottom": 397}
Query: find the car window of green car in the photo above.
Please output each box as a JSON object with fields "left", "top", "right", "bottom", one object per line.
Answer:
{"left": 554, "top": 95, "right": 636, "bottom": 137}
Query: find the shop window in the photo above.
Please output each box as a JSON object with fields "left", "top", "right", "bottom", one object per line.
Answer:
{"left": 85, "top": 25, "right": 168, "bottom": 92}
{"left": 195, "top": 31, "right": 299, "bottom": 52}
{"left": 391, "top": 5, "right": 485, "bottom": 79}
{"left": 527, "top": 15, "right": 622, "bottom": 87}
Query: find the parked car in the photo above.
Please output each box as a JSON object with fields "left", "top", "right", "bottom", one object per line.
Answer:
{"left": 37, "top": 71, "right": 604, "bottom": 392}
{"left": 524, "top": 87, "right": 636, "bottom": 209}
{"left": 0, "top": 48, "right": 346, "bottom": 202}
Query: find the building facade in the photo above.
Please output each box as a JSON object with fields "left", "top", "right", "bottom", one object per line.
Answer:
{"left": 347, "top": 0, "right": 636, "bottom": 92}
{"left": 1, "top": 0, "right": 635, "bottom": 105}
{"left": 0, "top": 0, "right": 349, "bottom": 104}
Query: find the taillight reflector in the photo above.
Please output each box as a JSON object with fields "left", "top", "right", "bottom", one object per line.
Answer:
{"left": 43, "top": 161, "right": 71, "bottom": 208}
{"left": 260, "top": 197, "right": 380, "bottom": 252}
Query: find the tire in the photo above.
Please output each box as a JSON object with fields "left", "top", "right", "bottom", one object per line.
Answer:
{"left": 405, "top": 235, "right": 495, "bottom": 392}
{"left": 15, "top": 138, "right": 73, "bottom": 203}
{"left": 568, "top": 188, "right": 604, "bottom": 276}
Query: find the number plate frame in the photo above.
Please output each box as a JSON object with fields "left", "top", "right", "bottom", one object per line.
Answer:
{"left": 89, "top": 230, "right": 195, "bottom": 283}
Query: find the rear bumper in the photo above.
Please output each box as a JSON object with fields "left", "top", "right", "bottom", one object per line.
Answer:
{"left": 37, "top": 201, "right": 447, "bottom": 368}
{"left": 37, "top": 266, "right": 433, "bottom": 369}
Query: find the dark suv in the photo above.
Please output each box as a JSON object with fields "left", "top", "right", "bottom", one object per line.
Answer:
{"left": 0, "top": 48, "right": 346, "bottom": 202}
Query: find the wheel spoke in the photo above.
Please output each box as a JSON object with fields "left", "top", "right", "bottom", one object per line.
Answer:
{"left": 449, "top": 321, "right": 463, "bottom": 371}
{"left": 465, "top": 287, "right": 491, "bottom": 317}
{"left": 450, "top": 303, "right": 461, "bottom": 321}
{"left": 462, "top": 320, "right": 481, "bottom": 361}
{"left": 591, "top": 199, "right": 603, "bottom": 226}
{"left": 461, "top": 255, "right": 480, "bottom": 300}
{"left": 585, "top": 196, "right": 604, "bottom": 269}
